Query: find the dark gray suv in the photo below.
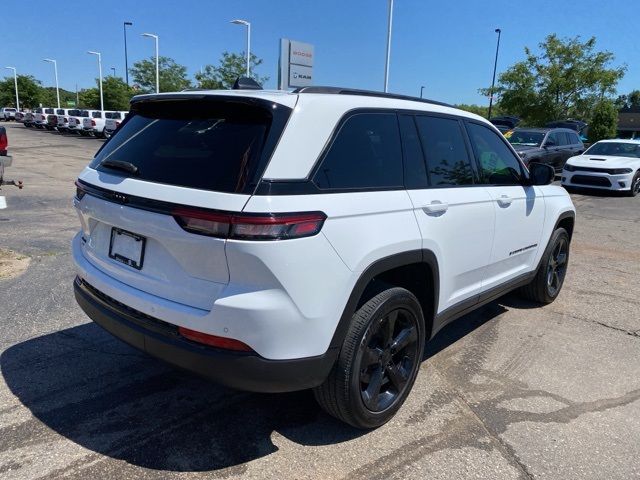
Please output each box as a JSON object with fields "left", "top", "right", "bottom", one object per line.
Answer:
{"left": 506, "top": 128, "right": 584, "bottom": 172}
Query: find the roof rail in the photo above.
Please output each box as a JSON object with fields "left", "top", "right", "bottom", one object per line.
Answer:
{"left": 292, "top": 86, "right": 452, "bottom": 108}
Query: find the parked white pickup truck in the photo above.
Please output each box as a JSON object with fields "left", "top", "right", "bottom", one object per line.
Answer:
{"left": 34, "top": 107, "right": 56, "bottom": 129}
{"left": 51, "top": 108, "right": 72, "bottom": 132}
{"left": 103, "top": 111, "right": 128, "bottom": 139}
{"left": 68, "top": 110, "right": 95, "bottom": 134}
{"left": 82, "top": 111, "right": 107, "bottom": 137}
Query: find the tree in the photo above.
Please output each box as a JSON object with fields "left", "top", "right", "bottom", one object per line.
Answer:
{"left": 455, "top": 104, "right": 493, "bottom": 118}
{"left": 0, "top": 75, "right": 42, "bottom": 109}
{"left": 588, "top": 100, "right": 618, "bottom": 143}
{"left": 40, "top": 87, "right": 76, "bottom": 108}
{"left": 195, "top": 52, "right": 268, "bottom": 89}
{"left": 78, "top": 88, "right": 100, "bottom": 109}
{"left": 482, "top": 35, "right": 626, "bottom": 125}
{"left": 615, "top": 90, "right": 640, "bottom": 109}
{"left": 129, "top": 56, "right": 191, "bottom": 93}
{"left": 102, "top": 76, "right": 134, "bottom": 110}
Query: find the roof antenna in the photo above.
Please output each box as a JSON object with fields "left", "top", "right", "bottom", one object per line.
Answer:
{"left": 232, "top": 77, "right": 262, "bottom": 90}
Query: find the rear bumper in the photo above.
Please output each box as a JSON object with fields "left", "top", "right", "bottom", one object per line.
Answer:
{"left": 73, "top": 276, "right": 338, "bottom": 393}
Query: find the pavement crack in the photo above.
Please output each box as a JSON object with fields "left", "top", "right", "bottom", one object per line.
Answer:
{"left": 549, "top": 310, "right": 640, "bottom": 338}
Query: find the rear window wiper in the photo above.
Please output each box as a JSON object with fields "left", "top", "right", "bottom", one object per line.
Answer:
{"left": 100, "top": 159, "right": 139, "bottom": 176}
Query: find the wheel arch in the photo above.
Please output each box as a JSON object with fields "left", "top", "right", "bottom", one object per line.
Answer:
{"left": 329, "top": 250, "right": 440, "bottom": 350}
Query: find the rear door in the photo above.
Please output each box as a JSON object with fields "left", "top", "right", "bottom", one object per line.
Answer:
{"left": 465, "top": 121, "right": 545, "bottom": 290}
{"left": 403, "top": 114, "right": 495, "bottom": 313}
{"left": 75, "top": 96, "right": 292, "bottom": 310}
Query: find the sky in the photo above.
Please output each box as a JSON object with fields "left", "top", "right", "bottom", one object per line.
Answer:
{"left": 2, "top": 0, "right": 639, "bottom": 105}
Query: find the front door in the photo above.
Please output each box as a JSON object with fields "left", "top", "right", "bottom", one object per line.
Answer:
{"left": 465, "top": 121, "right": 546, "bottom": 291}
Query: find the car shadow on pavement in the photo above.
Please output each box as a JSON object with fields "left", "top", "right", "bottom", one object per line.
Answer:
{"left": 1, "top": 322, "right": 362, "bottom": 472}
{"left": 1, "top": 302, "right": 509, "bottom": 473}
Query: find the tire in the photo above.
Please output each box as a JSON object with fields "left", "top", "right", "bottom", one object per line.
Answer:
{"left": 313, "top": 287, "right": 426, "bottom": 429}
{"left": 627, "top": 171, "right": 640, "bottom": 197}
{"left": 519, "top": 227, "right": 570, "bottom": 304}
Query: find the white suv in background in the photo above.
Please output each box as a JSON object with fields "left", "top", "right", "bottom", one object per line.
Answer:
{"left": 72, "top": 87, "right": 575, "bottom": 428}
{"left": 67, "top": 109, "right": 94, "bottom": 134}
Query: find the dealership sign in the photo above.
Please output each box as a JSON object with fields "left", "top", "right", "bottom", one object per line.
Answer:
{"left": 279, "top": 39, "right": 314, "bottom": 89}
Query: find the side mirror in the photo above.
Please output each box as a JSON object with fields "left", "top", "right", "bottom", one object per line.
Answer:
{"left": 528, "top": 162, "right": 555, "bottom": 185}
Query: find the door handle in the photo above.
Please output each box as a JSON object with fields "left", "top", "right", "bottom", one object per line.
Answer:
{"left": 497, "top": 194, "right": 512, "bottom": 207}
{"left": 423, "top": 201, "right": 449, "bottom": 216}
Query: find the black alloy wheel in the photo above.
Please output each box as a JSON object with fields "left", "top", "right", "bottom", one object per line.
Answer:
{"left": 546, "top": 236, "right": 568, "bottom": 297}
{"left": 359, "top": 308, "right": 419, "bottom": 412}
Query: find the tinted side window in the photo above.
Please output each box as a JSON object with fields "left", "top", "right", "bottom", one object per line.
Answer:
{"left": 571, "top": 132, "right": 582, "bottom": 144}
{"left": 398, "top": 115, "right": 428, "bottom": 189}
{"left": 556, "top": 132, "right": 569, "bottom": 146}
{"left": 467, "top": 122, "right": 523, "bottom": 185}
{"left": 313, "top": 113, "right": 403, "bottom": 190}
{"left": 415, "top": 116, "right": 474, "bottom": 186}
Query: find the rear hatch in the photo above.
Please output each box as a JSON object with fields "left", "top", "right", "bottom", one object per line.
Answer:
{"left": 75, "top": 94, "right": 293, "bottom": 310}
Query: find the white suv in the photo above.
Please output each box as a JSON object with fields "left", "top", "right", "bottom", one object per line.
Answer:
{"left": 72, "top": 87, "right": 576, "bottom": 428}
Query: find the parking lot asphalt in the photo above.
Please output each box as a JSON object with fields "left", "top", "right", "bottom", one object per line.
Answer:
{"left": 0, "top": 122, "right": 639, "bottom": 480}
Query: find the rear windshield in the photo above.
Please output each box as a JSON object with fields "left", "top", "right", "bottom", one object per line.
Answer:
{"left": 90, "top": 98, "right": 291, "bottom": 194}
{"left": 79, "top": 110, "right": 90, "bottom": 117}
{"left": 6, "top": 108, "right": 16, "bottom": 112}
{"left": 35, "top": 108, "right": 43, "bottom": 113}
{"left": 92, "top": 111, "right": 102, "bottom": 118}
{"left": 45, "top": 108, "right": 54, "bottom": 114}
{"left": 68, "top": 109, "right": 80, "bottom": 116}
{"left": 56, "top": 109, "right": 65, "bottom": 115}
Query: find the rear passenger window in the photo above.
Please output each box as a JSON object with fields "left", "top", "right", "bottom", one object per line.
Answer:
{"left": 398, "top": 115, "right": 428, "bottom": 189}
{"left": 467, "top": 122, "right": 523, "bottom": 185}
{"left": 313, "top": 113, "right": 403, "bottom": 190}
{"left": 415, "top": 116, "right": 474, "bottom": 186}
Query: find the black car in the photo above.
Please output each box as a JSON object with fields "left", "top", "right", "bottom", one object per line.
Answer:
{"left": 506, "top": 127, "right": 585, "bottom": 172}
{"left": 490, "top": 115, "right": 520, "bottom": 133}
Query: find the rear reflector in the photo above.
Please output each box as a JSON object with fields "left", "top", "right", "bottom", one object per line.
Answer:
{"left": 173, "top": 208, "right": 326, "bottom": 241}
{"left": 178, "top": 327, "right": 253, "bottom": 352}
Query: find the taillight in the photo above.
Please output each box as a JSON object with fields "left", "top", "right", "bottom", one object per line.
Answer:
{"left": 115, "top": 121, "right": 121, "bottom": 127}
{"left": 178, "top": 327, "right": 253, "bottom": 352}
{"left": 74, "top": 180, "right": 86, "bottom": 200}
{"left": 0, "top": 132, "right": 7, "bottom": 151}
{"left": 64, "top": 117, "right": 68, "bottom": 123}
{"left": 91, "top": 119, "right": 96, "bottom": 126}
{"left": 172, "top": 209, "right": 326, "bottom": 241}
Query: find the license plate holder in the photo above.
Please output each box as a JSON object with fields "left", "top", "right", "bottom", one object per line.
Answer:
{"left": 109, "top": 227, "right": 146, "bottom": 270}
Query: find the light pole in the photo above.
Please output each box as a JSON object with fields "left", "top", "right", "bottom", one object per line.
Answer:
{"left": 230, "top": 19, "right": 251, "bottom": 76}
{"left": 142, "top": 33, "right": 159, "bottom": 93}
{"left": 5, "top": 67, "right": 19, "bottom": 111}
{"left": 488, "top": 28, "right": 501, "bottom": 120}
{"left": 124, "top": 21, "right": 133, "bottom": 86}
{"left": 88, "top": 51, "right": 104, "bottom": 111}
{"left": 383, "top": 0, "right": 394, "bottom": 93}
{"left": 43, "top": 58, "right": 60, "bottom": 108}
{"left": 111, "top": 67, "right": 116, "bottom": 77}
{"left": 420, "top": 86, "right": 425, "bottom": 98}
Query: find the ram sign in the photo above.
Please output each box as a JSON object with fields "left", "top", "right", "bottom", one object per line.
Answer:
{"left": 278, "top": 39, "right": 314, "bottom": 89}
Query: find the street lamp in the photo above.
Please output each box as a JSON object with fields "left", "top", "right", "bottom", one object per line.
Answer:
{"left": 142, "top": 33, "right": 159, "bottom": 93}
{"left": 43, "top": 58, "right": 60, "bottom": 108}
{"left": 87, "top": 51, "right": 104, "bottom": 111}
{"left": 111, "top": 67, "right": 116, "bottom": 77}
{"left": 123, "top": 21, "right": 133, "bottom": 86}
{"left": 5, "top": 67, "right": 19, "bottom": 111}
{"left": 230, "top": 19, "right": 251, "bottom": 76}
{"left": 383, "top": 0, "right": 394, "bottom": 93}
{"left": 420, "top": 86, "right": 425, "bottom": 98}
{"left": 488, "top": 28, "right": 502, "bottom": 120}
